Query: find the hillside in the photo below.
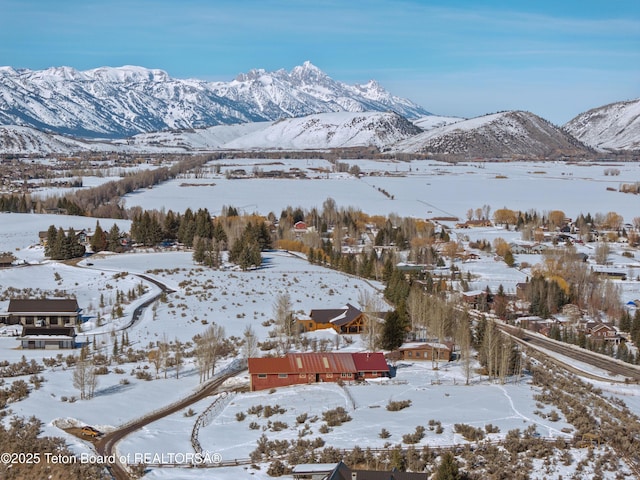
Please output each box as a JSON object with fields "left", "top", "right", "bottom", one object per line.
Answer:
{"left": 222, "top": 112, "right": 422, "bottom": 150}
{"left": 564, "top": 98, "right": 640, "bottom": 152}
{"left": 393, "top": 110, "right": 591, "bottom": 158}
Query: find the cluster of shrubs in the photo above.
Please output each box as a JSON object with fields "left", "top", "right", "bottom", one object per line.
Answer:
{"left": 454, "top": 423, "right": 485, "bottom": 441}
{"left": 0, "top": 356, "right": 43, "bottom": 377}
{"left": 0, "top": 380, "right": 30, "bottom": 410}
{"left": 402, "top": 425, "right": 426, "bottom": 444}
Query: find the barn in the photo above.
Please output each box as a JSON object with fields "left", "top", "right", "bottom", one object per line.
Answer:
{"left": 248, "top": 352, "right": 389, "bottom": 391}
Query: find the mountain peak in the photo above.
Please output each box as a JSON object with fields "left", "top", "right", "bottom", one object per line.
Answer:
{"left": 289, "top": 61, "right": 329, "bottom": 83}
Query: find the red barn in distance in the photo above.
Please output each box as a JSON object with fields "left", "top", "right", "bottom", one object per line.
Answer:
{"left": 248, "top": 352, "right": 390, "bottom": 391}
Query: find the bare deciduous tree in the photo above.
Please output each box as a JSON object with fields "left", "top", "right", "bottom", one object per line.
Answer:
{"left": 73, "top": 358, "right": 98, "bottom": 400}
{"left": 242, "top": 324, "right": 259, "bottom": 359}
{"left": 594, "top": 242, "right": 610, "bottom": 265}
{"left": 195, "top": 323, "right": 226, "bottom": 383}
{"left": 358, "top": 290, "right": 385, "bottom": 351}
{"left": 274, "top": 292, "right": 295, "bottom": 348}
{"left": 173, "top": 338, "right": 183, "bottom": 379}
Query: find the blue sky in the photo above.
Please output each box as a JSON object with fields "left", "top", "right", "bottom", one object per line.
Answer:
{"left": 2, "top": 0, "right": 639, "bottom": 124}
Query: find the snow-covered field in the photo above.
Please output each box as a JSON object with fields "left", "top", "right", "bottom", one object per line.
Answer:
{"left": 124, "top": 159, "right": 640, "bottom": 222}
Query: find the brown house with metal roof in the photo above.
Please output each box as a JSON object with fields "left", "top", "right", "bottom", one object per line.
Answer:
{"left": 398, "top": 342, "right": 453, "bottom": 362}
{"left": 6, "top": 298, "right": 80, "bottom": 326}
{"left": 297, "top": 304, "right": 367, "bottom": 334}
{"left": 248, "top": 352, "right": 389, "bottom": 391}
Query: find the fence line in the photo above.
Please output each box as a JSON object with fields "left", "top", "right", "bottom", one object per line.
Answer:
{"left": 191, "top": 391, "right": 236, "bottom": 454}
{"left": 116, "top": 358, "right": 246, "bottom": 433}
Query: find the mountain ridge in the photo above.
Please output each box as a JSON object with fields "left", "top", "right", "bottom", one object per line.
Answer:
{"left": 0, "top": 62, "right": 430, "bottom": 139}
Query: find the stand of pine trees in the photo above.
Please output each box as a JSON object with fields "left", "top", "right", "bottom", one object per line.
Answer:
{"left": 44, "top": 226, "right": 86, "bottom": 260}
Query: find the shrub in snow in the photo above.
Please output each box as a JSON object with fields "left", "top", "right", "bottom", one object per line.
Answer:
{"left": 402, "top": 425, "right": 425, "bottom": 444}
{"left": 386, "top": 399, "right": 412, "bottom": 411}
{"left": 322, "top": 406, "right": 351, "bottom": 426}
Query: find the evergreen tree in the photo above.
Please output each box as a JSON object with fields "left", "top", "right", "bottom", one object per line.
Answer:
{"left": 90, "top": 221, "right": 107, "bottom": 252}
{"left": 177, "top": 208, "right": 196, "bottom": 247}
{"left": 619, "top": 310, "right": 632, "bottom": 333}
{"left": 163, "top": 210, "right": 180, "bottom": 240}
{"left": 380, "top": 309, "right": 407, "bottom": 351}
{"left": 212, "top": 220, "right": 228, "bottom": 247}
{"left": 631, "top": 309, "right": 640, "bottom": 346}
{"left": 107, "top": 224, "right": 122, "bottom": 252}
{"left": 504, "top": 250, "right": 515, "bottom": 267}
{"left": 193, "top": 236, "right": 206, "bottom": 264}
{"left": 194, "top": 208, "right": 213, "bottom": 239}
{"left": 493, "top": 284, "right": 508, "bottom": 319}
{"left": 434, "top": 451, "right": 464, "bottom": 480}
{"left": 44, "top": 225, "right": 58, "bottom": 257}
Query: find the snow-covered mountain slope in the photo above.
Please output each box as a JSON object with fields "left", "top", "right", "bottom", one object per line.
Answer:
{"left": 393, "top": 111, "right": 590, "bottom": 158}
{"left": 413, "top": 115, "right": 464, "bottom": 130}
{"left": 117, "top": 122, "right": 272, "bottom": 151}
{"left": 564, "top": 98, "right": 640, "bottom": 152}
{"left": 222, "top": 112, "right": 422, "bottom": 150}
{"left": 0, "top": 62, "right": 430, "bottom": 139}
{"left": 0, "top": 125, "right": 117, "bottom": 154}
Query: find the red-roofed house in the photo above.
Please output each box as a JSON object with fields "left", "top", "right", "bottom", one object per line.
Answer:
{"left": 248, "top": 352, "right": 389, "bottom": 391}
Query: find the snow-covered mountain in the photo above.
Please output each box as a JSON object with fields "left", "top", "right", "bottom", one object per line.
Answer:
{"left": 0, "top": 62, "right": 430, "bottom": 139}
{"left": 393, "top": 111, "right": 591, "bottom": 158}
{"left": 118, "top": 112, "right": 422, "bottom": 151}
{"left": 0, "top": 112, "right": 422, "bottom": 154}
{"left": 564, "top": 98, "right": 640, "bottom": 152}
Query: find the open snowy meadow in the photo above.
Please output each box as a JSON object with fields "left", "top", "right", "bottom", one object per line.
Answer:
{"left": 122, "top": 159, "right": 640, "bottom": 221}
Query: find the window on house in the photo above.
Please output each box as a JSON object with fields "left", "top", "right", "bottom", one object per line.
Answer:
{"left": 257, "top": 374, "right": 267, "bottom": 378}
{"left": 299, "top": 373, "right": 306, "bottom": 378}
{"left": 341, "top": 373, "right": 352, "bottom": 378}
{"left": 416, "top": 351, "right": 421, "bottom": 357}
{"left": 326, "top": 373, "right": 333, "bottom": 378}
{"left": 278, "top": 373, "right": 288, "bottom": 378}
{"left": 408, "top": 351, "right": 412, "bottom": 357}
